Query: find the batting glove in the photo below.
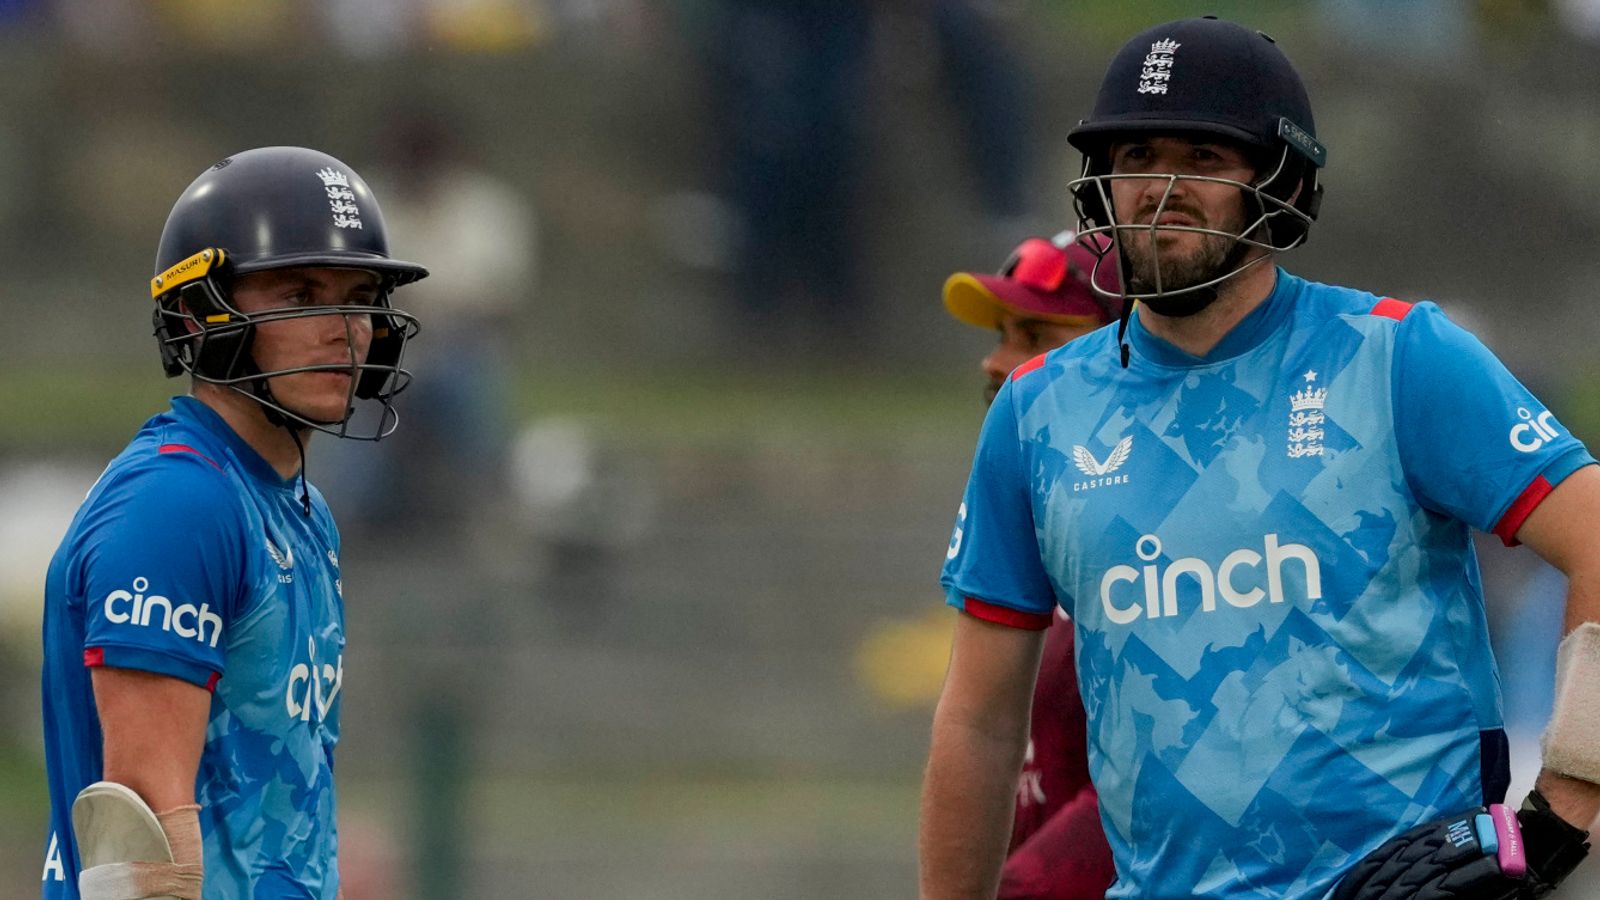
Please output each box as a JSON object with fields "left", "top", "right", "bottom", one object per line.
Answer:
{"left": 1332, "top": 791, "right": 1589, "bottom": 900}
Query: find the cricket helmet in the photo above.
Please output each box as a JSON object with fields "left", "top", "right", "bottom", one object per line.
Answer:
{"left": 150, "top": 146, "right": 427, "bottom": 439}
{"left": 1065, "top": 16, "right": 1325, "bottom": 309}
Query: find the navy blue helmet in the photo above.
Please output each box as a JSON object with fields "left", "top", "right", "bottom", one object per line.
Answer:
{"left": 151, "top": 146, "right": 426, "bottom": 438}
{"left": 1066, "top": 17, "right": 1326, "bottom": 309}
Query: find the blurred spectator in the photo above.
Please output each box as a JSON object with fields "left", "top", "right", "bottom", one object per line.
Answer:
{"left": 922, "top": 0, "right": 1039, "bottom": 232}
{"left": 706, "top": 0, "right": 874, "bottom": 351}
{"left": 324, "top": 106, "right": 539, "bottom": 533}
{"left": 700, "top": 0, "right": 1042, "bottom": 358}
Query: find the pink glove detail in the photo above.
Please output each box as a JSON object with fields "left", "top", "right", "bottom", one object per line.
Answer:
{"left": 1489, "top": 803, "right": 1526, "bottom": 878}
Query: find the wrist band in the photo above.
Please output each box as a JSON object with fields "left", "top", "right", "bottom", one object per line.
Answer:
{"left": 1489, "top": 803, "right": 1527, "bottom": 878}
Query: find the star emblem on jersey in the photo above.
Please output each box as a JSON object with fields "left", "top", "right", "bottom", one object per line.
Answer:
{"left": 1287, "top": 371, "right": 1327, "bottom": 458}
{"left": 1072, "top": 436, "right": 1134, "bottom": 492}
{"left": 1138, "top": 38, "right": 1180, "bottom": 95}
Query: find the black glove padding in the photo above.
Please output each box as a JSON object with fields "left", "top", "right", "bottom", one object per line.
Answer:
{"left": 1333, "top": 792, "right": 1591, "bottom": 900}
{"left": 1331, "top": 807, "right": 1521, "bottom": 900}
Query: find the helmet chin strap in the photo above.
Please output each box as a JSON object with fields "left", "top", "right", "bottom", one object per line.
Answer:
{"left": 1139, "top": 284, "right": 1220, "bottom": 318}
{"left": 245, "top": 377, "right": 314, "bottom": 517}
{"left": 286, "top": 426, "right": 312, "bottom": 518}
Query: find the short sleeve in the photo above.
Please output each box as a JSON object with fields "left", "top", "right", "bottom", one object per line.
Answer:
{"left": 1393, "top": 302, "right": 1596, "bottom": 544}
{"left": 79, "top": 453, "right": 249, "bottom": 688}
{"left": 940, "top": 379, "right": 1058, "bottom": 628}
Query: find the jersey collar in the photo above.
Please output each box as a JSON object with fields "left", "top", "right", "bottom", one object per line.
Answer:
{"left": 1126, "top": 267, "right": 1302, "bottom": 368}
{"left": 169, "top": 395, "right": 296, "bottom": 490}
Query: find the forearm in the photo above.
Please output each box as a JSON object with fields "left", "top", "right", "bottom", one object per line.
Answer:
{"left": 1513, "top": 466, "right": 1600, "bottom": 832}
{"left": 92, "top": 667, "right": 209, "bottom": 809}
{"left": 1537, "top": 552, "right": 1600, "bottom": 830}
{"left": 920, "top": 707, "right": 1032, "bottom": 900}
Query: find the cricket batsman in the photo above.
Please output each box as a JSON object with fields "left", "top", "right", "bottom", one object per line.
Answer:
{"left": 39, "top": 146, "right": 426, "bottom": 899}
{"left": 923, "top": 16, "right": 1597, "bottom": 899}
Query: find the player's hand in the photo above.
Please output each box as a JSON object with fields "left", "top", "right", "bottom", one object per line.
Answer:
{"left": 1332, "top": 792, "right": 1589, "bottom": 899}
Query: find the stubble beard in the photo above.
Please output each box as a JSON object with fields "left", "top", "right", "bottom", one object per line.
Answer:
{"left": 1123, "top": 225, "right": 1238, "bottom": 297}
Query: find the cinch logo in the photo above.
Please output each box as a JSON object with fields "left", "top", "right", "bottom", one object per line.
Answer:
{"left": 104, "top": 577, "right": 223, "bottom": 648}
{"left": 285, "top": 635, "right": 343, "bottom": 724}
{"left": 1100, "top": 533, "right": 1322, "bottom": 625}
{"left": 1509, "top": 407, "right": 1560, "bottom": 453}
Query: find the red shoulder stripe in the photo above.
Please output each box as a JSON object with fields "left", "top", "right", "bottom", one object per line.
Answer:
{"left": 1010, "top": 353, "right": 1049, "bottom": 382}
{"left": 159, "top": 443, "right": 222, "bottom": 470}
{"left": 963, "top": 597, "right": 1053, "bottom": 631}
{"left": 1370, "top": 298, "right": 1413, "bottom": 321}
{"left": 1493, "top": 475, "right": 1554, "bottom": 547}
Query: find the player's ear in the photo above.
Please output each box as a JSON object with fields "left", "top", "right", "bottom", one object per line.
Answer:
{"left": 174, "top": 296, "right": 204, "bottom": 336}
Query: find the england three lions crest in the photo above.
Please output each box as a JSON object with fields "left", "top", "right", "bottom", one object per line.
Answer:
{"left": 316, "top": 167, "right": 364, "bottom": 229}
{"left": 1287, "top": 370, "right": 1327, "bottom": 458}
{"left": 1138, "top": 39, "right": 1181, "bottom": 95}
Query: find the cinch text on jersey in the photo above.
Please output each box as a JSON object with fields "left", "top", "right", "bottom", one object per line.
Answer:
{"left": 103, "top": 576, "right": 224, "bottom": 647}
{"left": 1099, "top": 533, "right": 1323, "bottom": 625}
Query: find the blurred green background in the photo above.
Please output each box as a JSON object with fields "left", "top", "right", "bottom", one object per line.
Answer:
{"left": 4, "top": 0, "right": 1600, "bottom": 897}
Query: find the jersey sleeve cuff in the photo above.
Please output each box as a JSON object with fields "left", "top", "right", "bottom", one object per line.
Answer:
{"left": 1492, "top": 453, "right": 1596, "bottom": 546}
{"left": 945, "top": 588, "right": 1054, "bottom": 630}
{"left": 84, "top": 644, "right": 222, "bottom": 692}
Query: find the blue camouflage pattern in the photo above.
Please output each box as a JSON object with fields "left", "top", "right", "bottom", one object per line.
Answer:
{"left": 41, "top": 396, "right": 345, "bottom": 899}
{"left": 942, "top": 269, "right": 1594, "bottom": 898}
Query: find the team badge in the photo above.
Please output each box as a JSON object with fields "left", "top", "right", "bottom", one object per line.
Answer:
{"left": 1287, "top": 370, "right": 1327, "bottom": 458}
{"left": 1138, "top": 39, "right": 1181, "bottom": 95}
{"left": 316, "top": 167, "right": 363, "bottom": 230}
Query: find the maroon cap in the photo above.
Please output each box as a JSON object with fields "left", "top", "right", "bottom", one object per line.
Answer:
{"left": 943, "top": 233, "right": 1122, "bottom": 329}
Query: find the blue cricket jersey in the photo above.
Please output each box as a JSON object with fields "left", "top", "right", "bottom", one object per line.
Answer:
{"left": 941, "top": 270, "right": 1594, "bottom": 899}
{"left": 41, "top": 396, "right": 347, "bottom": 899}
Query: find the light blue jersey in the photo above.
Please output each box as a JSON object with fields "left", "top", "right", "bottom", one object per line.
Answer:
{"left": 41, "top": 396, "right": 346, "bottom": 899}
{"left": 942, "top": 270, "right": 1594, "bottom": 899}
